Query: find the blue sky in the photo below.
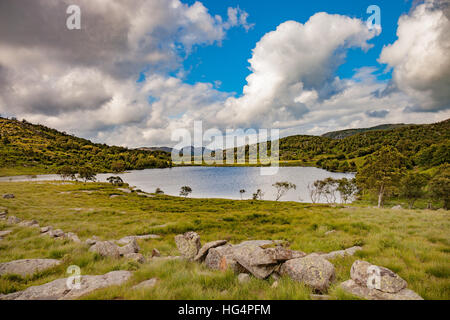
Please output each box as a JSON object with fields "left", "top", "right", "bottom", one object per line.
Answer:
{"left": 181, "top": 0, "right": 413, "bottom": 94}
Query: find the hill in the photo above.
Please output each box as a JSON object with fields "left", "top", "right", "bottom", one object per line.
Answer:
{"left": 0, "top": 117, "right": 172, "bottom": 176}
{"left": 322, "top": 124, "right": 409, "bottom": 139}
{"left": 278, "top": 119, "right": 449, "bottom": 172}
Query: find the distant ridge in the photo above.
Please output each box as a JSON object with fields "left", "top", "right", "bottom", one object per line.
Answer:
{"left": 322, "top": 124, "right": 410, "bottom": 139}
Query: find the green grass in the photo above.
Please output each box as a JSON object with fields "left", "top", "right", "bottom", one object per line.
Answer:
{"left": 0, "top": 181, "right": 449, "bottom": 300}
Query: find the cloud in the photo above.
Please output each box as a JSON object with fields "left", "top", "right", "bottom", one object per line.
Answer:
{"left": 379, "top": 0, "right": 450, "bottom": 111}
{"left": 214, "top": 13, "right": 379, "bottom": 128}
{"left": 366, "top": 110, "right": 389, "bottom": 118}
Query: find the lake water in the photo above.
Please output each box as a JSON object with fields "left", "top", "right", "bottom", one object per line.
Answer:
{"left": 0, "top": 167, "right": 355, "bottom": 203}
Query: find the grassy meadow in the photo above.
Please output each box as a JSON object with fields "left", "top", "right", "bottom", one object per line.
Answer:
{"left": 0, "top": 181, "right": 449, "bottom": 300}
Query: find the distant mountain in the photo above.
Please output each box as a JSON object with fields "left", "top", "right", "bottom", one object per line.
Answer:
{"left": 138, "top": 147, "right": 173, "bottom": 153}
{"left": 139, "top": 146, "right": 215, "bottom": 156}
{"left": 322, "top": 124, "right": 409, "bottom": 139}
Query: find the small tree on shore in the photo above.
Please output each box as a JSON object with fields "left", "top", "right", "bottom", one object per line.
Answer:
{"left": 107, "top": 176, "right": 124, "bottom": 186}
{"left": 155, "top": 188, "right": 164, "bottom": 195}
{"left": 78, "top": 166, "right": 97, "bottom": 183}
{"left": 400, "top": 173, "right": 429, "bottom": 209}
{"left": 180, "top": 186, "right": 192, "bottom": 198}
{"left": 57, "top": 165, "right": 77, "bottom": 181}
{"left": 356, "top": 146, "right": 407, "bottom": 208}
{"left": 273, "top": 181, "right": 296, "bottom": 201}
{"left": 337, "top": 178, "right": 358, "bottom": 204}
{"left": 252, "top": 189, "right": 264, "bottom": 200}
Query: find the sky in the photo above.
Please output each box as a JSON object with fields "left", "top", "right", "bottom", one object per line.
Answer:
{"left": 0, "top": 0, "right": 449, "bottom": 148}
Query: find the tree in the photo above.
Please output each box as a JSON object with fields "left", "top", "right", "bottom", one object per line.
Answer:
{"left": 273, "top": 181, "right": 297, "bottom": 201}
{"left": 155, "top": 188, "right": 164, "bottom": 195}
{"left": 356, "top": 146, "right": 408, "bottom": 208}
{"left": 111, "top": 160, "right": 126, "bottom": 173}
{"left": 252, "top": 189, "right": 264, "bottom": 200}
{"left": 78, "top": 166, "right": 97, "bottom": 183}
{"left": 239, "top": 189, "right": 246, "bottom": 200}
{"left": 180, "top": 186, "right": 192, "bottom": 198}
{"left": 336, "top": 178, "right": 358, "bottom": 204}
{"left": 428, "top": 165, "right": 450, "bottom": 210}
{"left": 57, "top": 165, "right": 77, "bottom": 181}
{"left": 107, "top": 176, "right": 124, "bottom": 186}
{"left": 400, "top": 173, "right": 429, "bottom": 209}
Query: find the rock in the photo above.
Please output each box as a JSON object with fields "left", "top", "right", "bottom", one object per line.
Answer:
{"left": 175, "top": 231, "right": 201, "bottom": 260}
{"left": 310, "top": 294, "right": 332, "bottom": 300}
{"left": 40, "top": 226, "right": 52, "bottom": 233}
{"left": 48, "top": 229, "right": 65, "bottom": 238}
{"left": 0, "top": 271, "right": 132, "bottom": 300}
{"left": 2, "top": 194, "right": 15, "bottom": 199}
{"left": 0, "top": 230, "right": 12, "bottom": 237}
{"left": 109, "top": 195, "right": 121, "bottom": 198}
{"left": 132, "top": 278, "right": 158, "bottom": 290}
{"left": 264, "top": 247, "right": 307, "bottom": 261}
{"left": 194, "top": 240, "right": 228, "bottom": 262}
{"left": 325, "top": 230, "right": 336, "bottom": 236}
{"left": 280, "top": 256, "right": 335, "bottom": 292}
{"left": 340, "top": 280, "right": 423, "bottom": 300}
{"left": 392, "top": 205, "right": 403, "bottom": 210}
{"left": 117, "top": 188, "right": 132, "bottom": 194}
{"left": 85, "top": 236, "right": 100, "bottom": 246}
{"left": 89, "top": 241, "right": 121, "bottom": 258}
{"left": 237, "top": 240, "right": 284, "bottom": 247}
{"left": 0, "top": 259, "right": 61, "bottom": 277}
{"left": 116, "top": 234, "right": 161, "bottom": 245}
{"left": 118, "top": 238, "right": 140, "bottom": 256}
{"left": 7, "top": 216, "right": 21, "bottom": 224}
{"left": 350, "top": 260, "right": 407, "bottom": 294}
{"left": 237, "top": 273, "right": 250, "bottom": 284}
{"left": 232, "top": 245, "right": 278, "bottom": 279}
{"left": 204, "top": 244, "right": 245, "bottom": 273}
{"left": 271, "top": 281, "right": 279, "bottom": 288}
{"left": 18, "top": 220, "right": 39, "bottom": 228}
{"left": 152, "top": 248, "right": 161, "bottom": 257}
{"left": 124, "top": 253, "right": 145, "bottom": 264}
{"left": 66, "top": 232, "right": 81, "bottom": 243}
{"left": 320, "top": 246, "right": 363, "bottom": 260}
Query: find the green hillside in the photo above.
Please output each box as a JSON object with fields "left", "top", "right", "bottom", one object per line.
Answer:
{"left": 279, "top": 119, "right": 449, "bottom": 172}
{"left": 0, "top": 117, "right": 172, "bottom": 176}
{"left": 321, "top": 124, "right": 409, "bottom": 139}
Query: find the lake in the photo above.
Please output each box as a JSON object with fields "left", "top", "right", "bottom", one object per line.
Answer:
{"left": 0, "top": 167, "right": 355, "bottom": 203}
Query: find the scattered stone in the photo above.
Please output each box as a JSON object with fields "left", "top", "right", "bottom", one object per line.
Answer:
{"left": 320, "top": 246, "right": 363, "bottom": 260}
{"left": 325, "top": 230, "right": 336, "bottom": 236}
{"left": 137, "top": 192, "right": 154, "bottom": 198}
{"left": 392, "top": 205, "right": 403, "bottom": 210}
{"left": 6, "top": 216, "right": 21, "bottom": 224}
{"left": 85, "top": 236, "right": 100, "bottom": 246}
{"left": 194, "top": 240, "right": 228, "bottom": 262}
{"left": 89, "top": 241, "right": 121, "bottom": 258}
{"left": 66, "top": 232, "right": 81, "bottom": 243}
{"left": 0, "top": 259, "right": 62, "bottom": 277}
{"left": 118, "top": 238, "right": 140, "bottom": 256}
{"left": 0, "top": 230, "right": 12, "bottom": 237}
{"left": 237, "top": 240, "right": 284, "bottom": 247}
{"left": 116, "top": 234, "right": 161, "bottom": 245}
{"left": 238, "top": 273, "right": 250, "bottom": 284}
{"left": 271, "top": 281, "right": 279, "bottom": 288}
{"left": 340, "top": 280, "right": 423, "bottom": 300}
{"left": 175, "top": 231, "right": 202, "bottom": 261}
{"left": 48, "top": 229, "right": 65, "bottom": 238}
{"left": 152, "top": 248, "right": 161, "bottom": 257}
{"left": 232, "top": 245, "right": 279, "bottom": 279}
{"left": 124, "top": 253, "right": 145, "bottom": 264}
{"left": 310, "top": 294, "right": 332, "bottom": 300}
{"left": 280, "top": 255, "right": 335, "bottom": 292}
{"left": 18, "top": 220, "right": 39, "bottom": 228}
{"left": 117, "top": 188, "right": 132, "bottom": 194}
{"left": 2, "top": 194, "right": 15, "bottom": 199}
{"left": 109, "top": 195, "right": 121, "bottom": 198}
{"left": 132, "top": 278, "right": 158, "bottom": 290}
{"left": 0, "top": 271, "right": 132, "bottom": 300}
{"left": 40, "top": 226, "right": 52, "bottom": 233}
{"left": 350, "top": 260, "right": 407, "bottom": 294}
